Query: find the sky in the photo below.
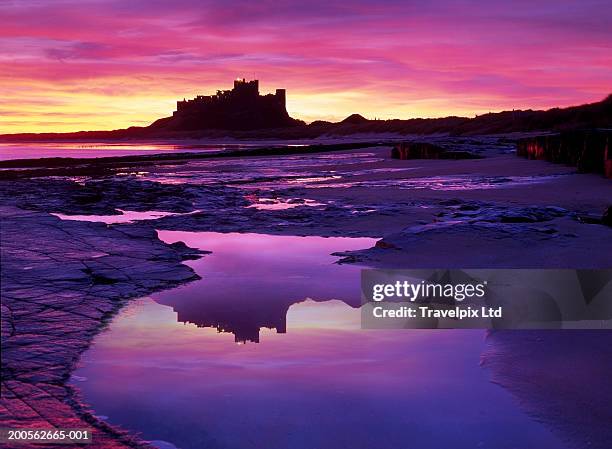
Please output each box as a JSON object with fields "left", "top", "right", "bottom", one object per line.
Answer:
{"left": 1, "top": 0, "right": 611, "bottom": 133}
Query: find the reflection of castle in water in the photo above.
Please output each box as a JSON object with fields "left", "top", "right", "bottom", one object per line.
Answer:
{"left": 151, "top": 232, "right": 372, "bottom": 343}
{"left": 172, "top": 300, "right": 291, "bottom": 343}
{"left": 157, "top": 290, "right": 358, "bottom": 344}
{"left": 159, "top": 290, "right": 358, "bottom": 343}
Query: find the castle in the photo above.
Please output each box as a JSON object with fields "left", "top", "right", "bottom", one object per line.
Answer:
{"left": 167, "top": 79, "right": 297, "bottom": 130}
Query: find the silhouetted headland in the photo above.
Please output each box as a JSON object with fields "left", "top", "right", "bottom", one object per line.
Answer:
{"left": 1, "top": 81, "right": 611, "bottom": 141}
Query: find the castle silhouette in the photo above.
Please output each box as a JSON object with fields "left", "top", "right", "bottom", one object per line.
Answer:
{"left": 153, "top": 78, "right": 300, "bottom": 131}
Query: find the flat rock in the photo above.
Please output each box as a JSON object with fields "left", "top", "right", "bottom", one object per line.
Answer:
{"left": 0, "top": 206, "right": 203, "bottom": 448}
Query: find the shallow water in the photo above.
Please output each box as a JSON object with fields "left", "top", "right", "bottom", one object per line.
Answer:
{"left": 52, "top": 209, "right": 187, "bottom": 224}
{"left": 316, "top": 174, "right": 566, "bottom": 190}
{"left": 130, "top": 153, "right": 561, "bottom": 192}
{"left": 136, "top": 151, "right": 381, "bottom": 186}
{"left": 72, "top": 232, "right": 568, "bottom": 449}
{"left": 0, "top": 138, "right": 382, "bottom": 161}
{"left": 0, "top": 142, "right": 225, "bottom": 160}
{"left": 245, "top": 195, "right": 326, "bottom": 211}
{"left": 0, "top": 141, "right": 310, "bottom": 161}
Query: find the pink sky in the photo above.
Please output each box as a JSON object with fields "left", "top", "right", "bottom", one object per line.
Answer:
{"left": 1, "top": 0, "right": 611, "bottom": 132}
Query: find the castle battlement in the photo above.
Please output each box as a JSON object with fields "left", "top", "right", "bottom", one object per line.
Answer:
{"left": 174, "top": 78, "right": 286, "bottom": 116}
{"left": 164, "top": 78, "right": 295, "bottom": 130}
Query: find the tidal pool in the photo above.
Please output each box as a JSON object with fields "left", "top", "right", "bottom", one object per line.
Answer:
{"left": 52, "top": 209, "right": 186, "bottom": 224}
{"left": 71, "top": 233, "right": 568, "bottom": 449}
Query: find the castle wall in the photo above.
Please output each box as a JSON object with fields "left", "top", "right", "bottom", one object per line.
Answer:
{"left": 170, "top": 79, "right": 295, "bottom": 129}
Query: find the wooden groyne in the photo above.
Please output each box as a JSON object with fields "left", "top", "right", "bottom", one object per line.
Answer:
{"left": 516, "top": 130, "right": 612, "bottom": 178}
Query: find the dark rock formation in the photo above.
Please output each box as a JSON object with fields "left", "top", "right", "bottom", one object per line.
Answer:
{"left": 0, "top": 207, "right": 203, "bottom": 448}
{"left": 391, "top": 142, "right": 481, "bottom": 160}
{"left": 516, "top": 130, "right": 612, "bottom": 178}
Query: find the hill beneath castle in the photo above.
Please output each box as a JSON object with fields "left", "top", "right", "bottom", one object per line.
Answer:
{"left": 2, "top": 87, "right": 611, "bottom": 141}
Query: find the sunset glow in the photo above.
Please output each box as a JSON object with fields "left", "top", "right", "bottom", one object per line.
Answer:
{"left": 1, "top": 0, "right": 611, "bottom": 133}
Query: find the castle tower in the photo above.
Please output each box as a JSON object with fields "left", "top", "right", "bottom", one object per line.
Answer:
{"left": 275, "top": 89, "right": 286, "bottom": 109}
{"left": 233, "top": 78, "right": 259, "bottom": 96}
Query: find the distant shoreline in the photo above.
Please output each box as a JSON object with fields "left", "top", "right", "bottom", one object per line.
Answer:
{"left": 0, "top": 141, "right": 391, "bottom": 178}
{"left": 1, "top": 94, "right": 610, "bottom": 142}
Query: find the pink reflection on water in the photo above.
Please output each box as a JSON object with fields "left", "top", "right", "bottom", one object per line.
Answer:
{"left": 244, "top": 194, "right": 326, "bottom": 210}
{"left": 74, "top": 296, "right": 567, "bottom": 449}
{"left": 52, "top": 209, "right": 185, "bottom": 224}
{"left": 0, "top": 141, "right": 258, "bottom": 161}
{"left": 153, "top": 232, "right": 377, "bottom": 343}
{"left": 311, "top": 174, "right": 563, "bottom": 190}
{"left": 71, "top": 233, "right": 568, "bottom": 449}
